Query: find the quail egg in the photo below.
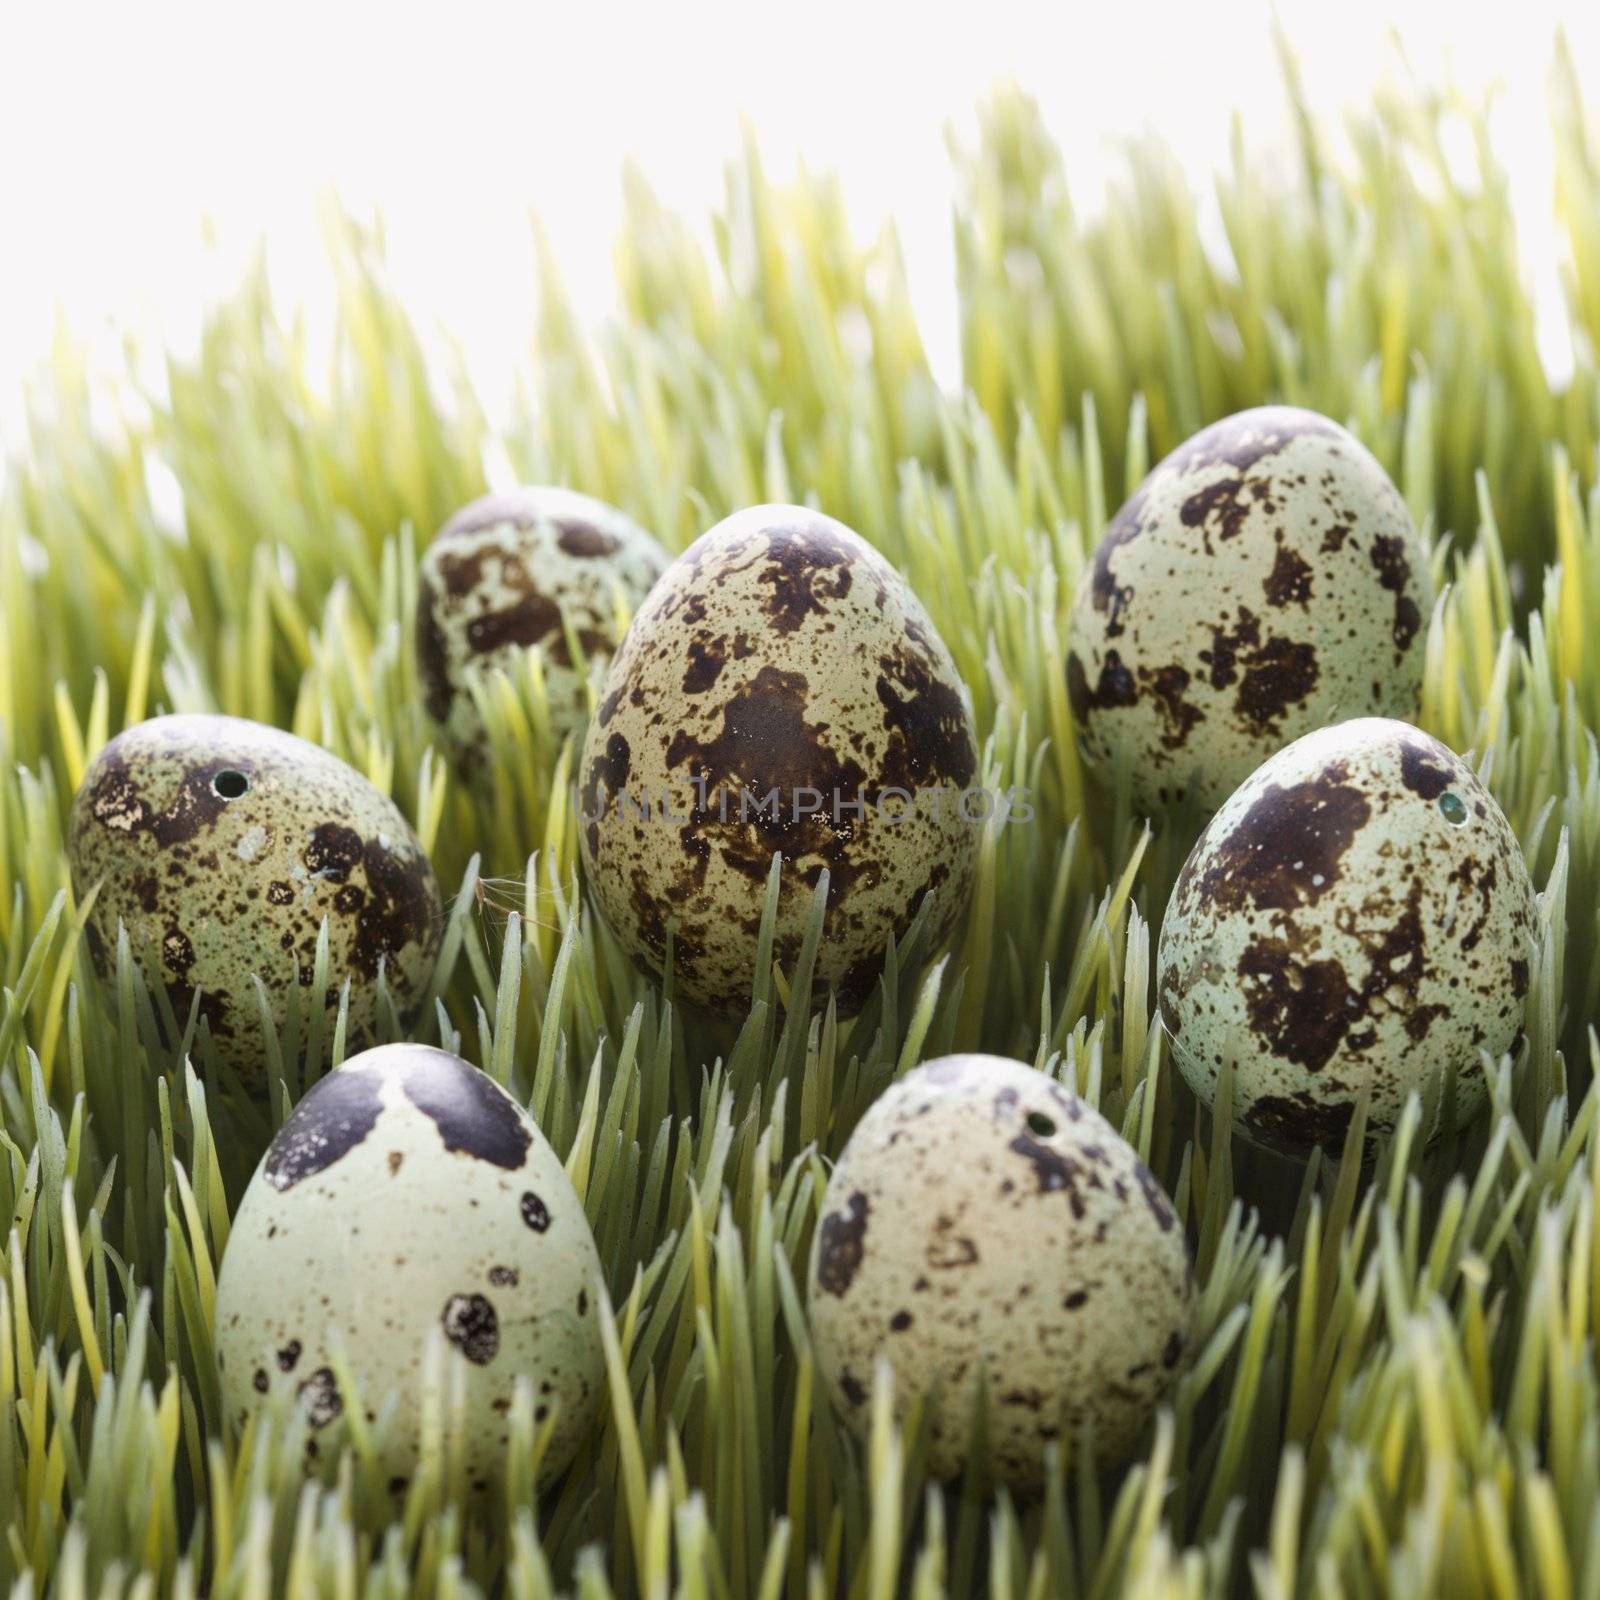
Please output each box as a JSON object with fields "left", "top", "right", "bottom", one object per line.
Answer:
{"left": 213, "top": 1043, "right": 604, "bottom": 1492}
{"left": 417, "top": 485, "right": 669, "bottom": 763}
{"left": 579, "top": 504, "right": 979, "bottom": 1014}
{"left": 808, "top": 1054, "right": 1193, "bottom": 1485}
{"left": 1157, "top": 718, "right": 1538, "bottom": 1155}
{"left": 1067, "top": 406, "right": 1432, "bottom": 812}
{"left": 69, "top": 715, "right": 441, "bottom": 1083}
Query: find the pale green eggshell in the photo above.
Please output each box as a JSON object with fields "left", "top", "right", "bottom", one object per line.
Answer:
{"left": 213, "top": 1044, "right": 605, "bottom": 1493}
{"left": 807, "top": 1054, "right": 1193, "bottom": 1487}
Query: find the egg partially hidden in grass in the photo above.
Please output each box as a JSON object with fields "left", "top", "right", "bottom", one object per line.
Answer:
{"left": 213, "top": 1044, "right": 604, "bottom": 1493}
{"left": 578, "top": 504, "right": 980, "bottom": 1014}
{"left": 68, "top": 715, "right": 441, "bottom": 1085}
{"left": 808, "top": 1054, "right": 1193, "bottom": 1487}
{"left": 1067, "top": 407, "right": 1432, "bottom": 812}
{"left": 416, "top": 486, "right": 669, "bottom": 767}
{"left": 1157, "top": 718, "right": 1538, "bottom": 1155}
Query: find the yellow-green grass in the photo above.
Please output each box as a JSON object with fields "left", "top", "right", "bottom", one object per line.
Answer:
{"left": 5, "top": 31, "right": 1600, "bottom": 1600}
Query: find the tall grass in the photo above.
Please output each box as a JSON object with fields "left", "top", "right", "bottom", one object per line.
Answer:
{"left": 4, "top": 31, "right": 1600, "bottom": 1599}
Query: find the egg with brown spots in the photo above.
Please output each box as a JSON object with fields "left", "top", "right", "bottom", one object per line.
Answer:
{"left": 213, "top": 1044, "right": 604, "bottom": 1492}
{"left": 417, "top": 486, "right": 669, "bottom": 765}
{"left": 1157, "top": 718, "right": 1538, "bottom": 1156}
{"left": 808, "top": 1054, "right": 1193, "bottom": 1486}
{"left": 578, "top": 504, "right": 979, "bottom": 1014}
{"left": 68, "top": 715, "right": 441, "bottom": 1084}
{"left": 1067, "top": 406, "right": 1432, "bottom": 812}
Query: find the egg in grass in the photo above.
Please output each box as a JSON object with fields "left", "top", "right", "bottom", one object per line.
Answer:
{"left": 1067, "top": 407, "right": 1431, "bottom": 812}
{"left": 213, "top": 1044, "right": 604, "bottom": 1493}
{"left": 578, "top": 504, "right": 980, "bottom": 1014}
{"left": 1157, "top": 718, "right": 1537, "bottom": 1155}
{"left": 807, "top": 1053, "right": 1193, "bottom": 1487}
{"left": 69, "top": 715, "right": 441, "bottom": 1086}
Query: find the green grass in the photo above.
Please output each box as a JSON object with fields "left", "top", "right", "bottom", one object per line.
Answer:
{"left": 6, "top": 29, "right": 1600, "bottom": 1599}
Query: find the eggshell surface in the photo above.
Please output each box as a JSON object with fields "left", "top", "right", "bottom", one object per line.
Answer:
{"left": 578, "top": 504, "right": 979, "bottom": 1013}
{"left": 213, "top": 1044, "right": 604, "bottom": 1491}
{"left": 417, "top": 486, "right": 668, "bottom": 762}
{"left": 807, "top": 1054, "right": 1193, "bottom": 1486}
{"left": 1067, "top": 406, "right": 1432, "bottom": 811}
{"left": 1157, "top": 717, "right": 1538, "bottom": 1154}
{"left": 69, "top": 715, "right": 440, "bottom": 1082}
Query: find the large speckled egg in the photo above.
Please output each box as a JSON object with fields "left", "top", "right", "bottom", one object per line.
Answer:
{"left": 69, "top": 716, "right": 441, "bottom": 1082}
{"left": 416, "top": 486, "right": 669, "bottom": 763}
{"left": 808, "top": 1054, "right": 1193, "bottom": 1486}
{"left": 1157, "top": 718, "right": 1537, "bottom": 1155}
{"left": 214, "top": 1044, "right": 604, "bottom": 1493}
{"left": 1067, "top": 407, "right": 1432, "bottom": 812}
{"left": 578, "top": 505, "right": 979, "bottom": 1014}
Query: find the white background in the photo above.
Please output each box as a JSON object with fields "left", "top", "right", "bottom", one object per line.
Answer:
{"left": 1, "top": 0, "right": 1595, "bottom": 437}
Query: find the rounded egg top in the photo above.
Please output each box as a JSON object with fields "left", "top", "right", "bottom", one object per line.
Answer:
{"left": 1067, "top": 407, "right": 1432, "bottom": 811}
{"left": 69, "top": 714, "right": 441, "bottom": 1082}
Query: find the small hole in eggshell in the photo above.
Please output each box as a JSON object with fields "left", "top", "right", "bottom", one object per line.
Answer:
{"left": 1026, "top": 1111, "right": 1057, "bottom": 1137}
{"left": 212, "top": 769, "right": 250, "bottom": 800}
{"left": 1438, "top": 791, "right": 1468, "bottom": 825}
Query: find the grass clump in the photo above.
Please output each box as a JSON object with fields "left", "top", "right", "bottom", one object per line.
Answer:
{"left": 5, "top": 31, "right": 1600, "bottom": 1600}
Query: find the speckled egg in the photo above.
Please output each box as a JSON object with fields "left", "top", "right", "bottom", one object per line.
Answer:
{"left": 417, "top": 486, "right": 669, "bottom": 763}
{"left": 578, "top": 504, "right": 979, "bottom": 1014}
{"left": 1157, "top": 718, "right": 1538, "bottom": 1155}
{"left": 69, "top": 715, "right": 441, "bottom": 1082}
{"left": 1067, "top": 406, "right": 1432, "bottom": 812}
{"left": 808, "top": 1054, "right": 1193, "bottom": 1485}
{"left": 213, "top": 1044, "right": 604, "bottom": 1492}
